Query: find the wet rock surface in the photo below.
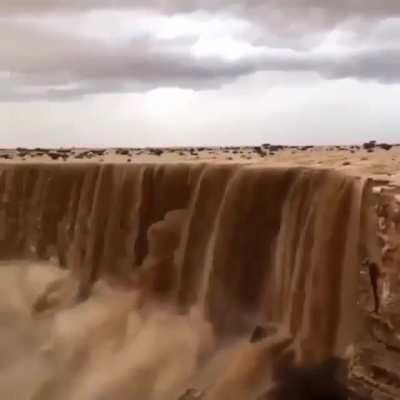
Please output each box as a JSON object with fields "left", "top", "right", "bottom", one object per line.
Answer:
{"left": 177, "top": 355, "right": 371, "bottom": 400}
{"left": 178, "top": 388, "right": 205, "bottom": 400}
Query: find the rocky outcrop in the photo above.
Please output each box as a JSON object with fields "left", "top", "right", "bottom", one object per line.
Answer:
{"left": 350, "top": 182, "right": 400, "bottom": 399}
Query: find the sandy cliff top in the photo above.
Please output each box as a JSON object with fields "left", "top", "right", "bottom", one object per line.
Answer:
{"left": 1, "top": 144, "right": 399, "bottom": 184}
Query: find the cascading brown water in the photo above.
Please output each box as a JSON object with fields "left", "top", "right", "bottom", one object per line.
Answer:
{"left": 0, "top": 162, "right": 365, "bottom": 399}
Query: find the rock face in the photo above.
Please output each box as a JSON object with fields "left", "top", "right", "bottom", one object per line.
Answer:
{"left": 265, "top": 357, "right": 352, "bottom": 400}
{"left": 350, "top": 182, "right": 400, "bottom": 399}
{"left": 178, "top": 388, "right": 205, "bottom": 399}
{"left": 0, "top": 160, "right": 398, "bottom": 399}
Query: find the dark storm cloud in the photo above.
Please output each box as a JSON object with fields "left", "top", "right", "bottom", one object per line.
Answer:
{"left": 2, "top": 0, "right": 400, "bottom": 20}
{"left": 1, "top": 0, "right": 400, "bottom": 100}
{"left": 329, "top": 47, "right": 400, "bottom": 83}
{"left": 3, "top": 32, "right": 400, "bottom": 101}
{"left": 2, "top": 18, "right": 400, "bottom": 100}
{"left": 0, "top": 22, "right": 254, "bottom": 99}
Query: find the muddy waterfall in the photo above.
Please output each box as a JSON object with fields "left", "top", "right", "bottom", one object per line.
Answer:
{"left": 0, "top": 163, "right": 368, "bottom": 399}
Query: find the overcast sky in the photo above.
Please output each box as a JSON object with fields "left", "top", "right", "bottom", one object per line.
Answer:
{"left": 1, "top": 1, "right": 400, "bottom": 147}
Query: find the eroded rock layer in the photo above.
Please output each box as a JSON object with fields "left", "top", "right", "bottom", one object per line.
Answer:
{"left": 351, "top": 181, "right": 400, "bottom": 399}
